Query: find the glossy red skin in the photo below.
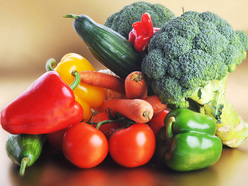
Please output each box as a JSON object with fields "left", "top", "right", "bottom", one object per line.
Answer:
{"left": 0, "top": 71, "right": 84, "bottom": 134}
{"left": 109, "top": 123, "right": 156, "bottom": 168}
{"left": 46, "top": 127, "right": 70, "bottom": 152}
{"left": 129, "top": 13, "right": 159, "bottom": 52}
{"left": 47, "top": 111, "right": 120, "bottom": 151}
{"left": 91, "top": 111, "right": 121, "bottom": 139}
{"left": 62, "top": 122, "right": 108, "bottom": 168}
{"left": 147, "top": 109, "right": 170, "bottom": 137}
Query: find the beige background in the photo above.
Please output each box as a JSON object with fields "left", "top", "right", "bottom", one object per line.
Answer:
{"left": 0, "top": 0, "right": 248, "bottom": 185}
{"left": 0, "top": 0, "right": 248, "bottom": 76}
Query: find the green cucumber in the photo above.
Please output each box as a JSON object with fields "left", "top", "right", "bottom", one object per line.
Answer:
{"left": 6, "top": 134, "right": 46, "bottom": 176}
{"left": 65, "top": 14, "right": 143, "bottom": 79}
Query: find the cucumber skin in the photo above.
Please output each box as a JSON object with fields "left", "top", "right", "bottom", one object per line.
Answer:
{"left": 72, "top": 14, "right": 144, "bottom": 79}
{"left": 6, "top": 134, "right": 46, "bottom": 168}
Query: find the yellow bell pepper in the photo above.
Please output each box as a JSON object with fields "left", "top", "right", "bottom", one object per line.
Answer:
{"left": 47, "top": 53, "right": 105, "bottom": 120}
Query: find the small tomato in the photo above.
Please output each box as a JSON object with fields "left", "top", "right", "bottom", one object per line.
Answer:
{"left": 109, "top": 123, "right": 155, "bottom": 168}
{"left": 62, "top": 122, "right": 108, "bottom": 168}
{"left": 91, "top": 111, "right": 120, "bottom": 139}
{"left": 147, "top": 109, "right": 169, "bottom": 137}
{"left": 46, "top": 127, "right": 70, "bottom": 152}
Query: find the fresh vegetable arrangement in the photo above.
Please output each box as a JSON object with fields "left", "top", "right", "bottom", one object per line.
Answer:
{"left": 141, "top": 11, "right": 248, "bottom": 148}
{"left": 1, "top": 1, "right": 248, "bottom": 176}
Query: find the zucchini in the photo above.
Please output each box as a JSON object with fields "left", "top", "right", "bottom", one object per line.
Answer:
{"left": 65, "top": 14, "right": 143, "bottom": 79}
{"left": 6, "top": 134, "right": 46, "bottom": 176}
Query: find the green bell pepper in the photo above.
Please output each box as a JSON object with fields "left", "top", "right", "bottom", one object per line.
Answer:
{"left": 156, "top": 108, "right": 223, "bottom": 171}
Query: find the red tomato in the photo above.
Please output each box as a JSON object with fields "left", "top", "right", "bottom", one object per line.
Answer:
{"left": 91, "top": 111, "right": 120, "bottom": 139}
{"left": 62, "top": 122, "right": 108, "bottom": 168}
{"left": 147, "top": 109, "right": 169, "bottom": 137}
{"left": 109, "top": 123, "right": 155, "bottom": 168}
{"left": 46, "top": 127, "right": 69, "bottom": 151}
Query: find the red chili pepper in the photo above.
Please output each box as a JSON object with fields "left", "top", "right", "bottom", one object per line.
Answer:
{"left": 1, "top": 71, "right": 84, "bottom": 134}
{"left": 129, "top": 13, "right": 159, "bottom": 52}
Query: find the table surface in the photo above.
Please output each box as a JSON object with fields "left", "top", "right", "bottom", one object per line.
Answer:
{"left": 0, "top": 61, "right": 248, "bottom": 186}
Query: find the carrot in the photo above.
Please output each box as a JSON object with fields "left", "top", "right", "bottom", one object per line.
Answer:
{"left": 96, "top": 98, "right": 154, "bottom": 123}
{"left": 125, "top": 71, "right": 147, "bottom": 99}
{"left": 144, "top": 95, "right": 167, "bottom": 115}
{"left": 104, "top": 88, "right": 126, "bottom": 100}
{"left": 79, "top": 70, "right": 125, "bottom": 95}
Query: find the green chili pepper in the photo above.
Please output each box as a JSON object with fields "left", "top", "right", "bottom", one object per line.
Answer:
{"left": 156, "top": 109, "right": 223, "bottom": 171}
{"left": 6, "top": 134, "right": 46, "bottom": 176}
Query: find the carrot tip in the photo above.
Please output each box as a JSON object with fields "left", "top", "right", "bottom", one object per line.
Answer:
{"left": 131, "top": 73, "right": 143, "bottom": 83}
{"left": 143, "top": 110, "right": 152, "bottom": 121}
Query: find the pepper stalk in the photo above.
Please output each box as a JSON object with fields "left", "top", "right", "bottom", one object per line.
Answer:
{"left": 45, "top": 58, "right": 81, "bottom": 91}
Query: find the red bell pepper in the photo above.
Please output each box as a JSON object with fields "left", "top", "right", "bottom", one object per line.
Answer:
{"left": 129, "top": 13, "right": 159, "bottom": 52}
{"left": 1, "top": 71, "right": 84, "bottom": 134}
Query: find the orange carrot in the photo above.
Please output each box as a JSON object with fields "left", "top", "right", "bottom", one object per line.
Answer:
{"left": 96, "top": 99, "right": 154, "bottom": 123}
{"left": 125, "top": 71, "right": 147, "bottom": 99}
{"left": 104, "top": 88, "right": 126, "bottom": 100}
{"left": 79, "top": 71, "right": 125, "bottom": 95}
{"left": 144, "top": 95, "right": 167, "bottom": 115}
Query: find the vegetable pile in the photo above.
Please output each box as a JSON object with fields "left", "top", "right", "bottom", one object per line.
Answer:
{"left": 1, "top": 1, "right": 248, "bottom": 176}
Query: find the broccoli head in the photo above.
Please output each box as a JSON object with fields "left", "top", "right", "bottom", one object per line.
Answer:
{"left": 104, "top": 1, "right": 175, "bottom": 39}
{"left": 141, "top": 11, "right": 248, "bottom": 148}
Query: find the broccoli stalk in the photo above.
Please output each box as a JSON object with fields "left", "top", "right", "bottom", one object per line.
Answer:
{"left": 142, "top": 11, "right": 248, "bottom": 148}
{"left": 190, "top": 75, "right": 248, "bottom": 147}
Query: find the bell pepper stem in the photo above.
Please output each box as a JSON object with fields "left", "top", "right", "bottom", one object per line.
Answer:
{"left": 19, "top": 157, "right": 29, "bottom": 176}
{"left": 165, "top": 117, "right": 176, "bottom": 143}
{"left": 45, "top": 58, "right": 57, "bottom": 71}
{"left": 70, "top": 70, "right": 81, "bottom": 91}
{"left": 46, "top": 58, "right": 80, "bottom": 91}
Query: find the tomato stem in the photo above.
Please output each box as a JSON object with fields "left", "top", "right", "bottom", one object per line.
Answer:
{"left": 95, "top": 119, "right": 120, "bottom": 130}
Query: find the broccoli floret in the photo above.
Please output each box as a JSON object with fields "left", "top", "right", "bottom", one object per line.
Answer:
{"left": 141, "top": 11, "right": 248, "bottom": 148}
{"left": 104, "top": 1, "right": 175, "bottom": 39}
